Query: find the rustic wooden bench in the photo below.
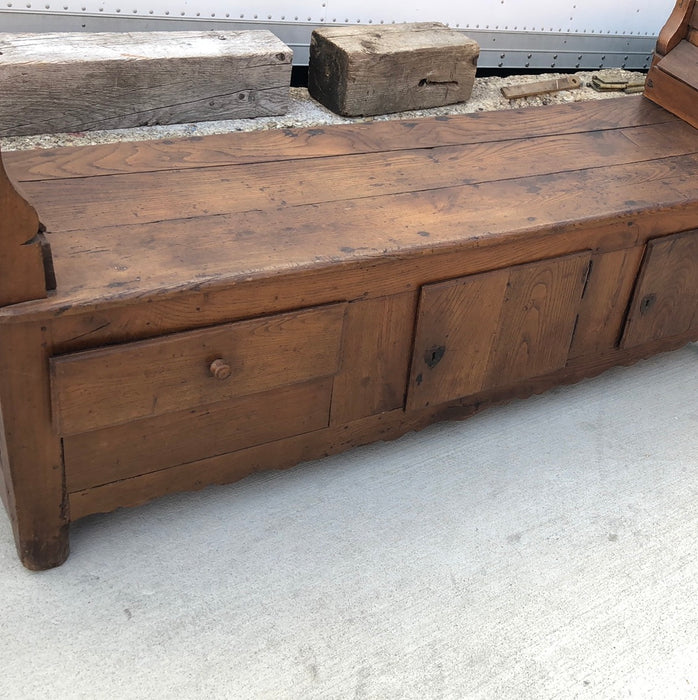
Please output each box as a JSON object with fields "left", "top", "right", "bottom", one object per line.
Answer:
{"left": 1, "top": 94, "right": 697, "bottom": 570}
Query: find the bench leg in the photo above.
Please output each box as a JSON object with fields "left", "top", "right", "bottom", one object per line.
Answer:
{"left": 0, "top": 323, "right": 69, "bottom": 570}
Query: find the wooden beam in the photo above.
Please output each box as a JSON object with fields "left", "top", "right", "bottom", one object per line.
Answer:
{"left": 0, "top": 31, "right": 292, "bottom": 136}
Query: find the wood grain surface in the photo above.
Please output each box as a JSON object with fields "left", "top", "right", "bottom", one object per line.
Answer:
{"left": 0, "top": 146, "right": 47, "bottom": 306}
{"left": 51, "top": 303, "right": 346, "bottom": 434}
{"left": 656, "top": 40, "right": 698, "bottom": 87}
{"left": 20, "top": 120, "right": 698, "bottom": 234}
{"left": 1, "top": 92, "right": 698, "bottom": 569}
{"left": 407, "top": 252, "right": 591, "bottom": 409}
{"left": 0, "top": 31, "right": 291, "bottom": 136}
{"left": 4, "top": 96, "right": 675, "bottom": 182}
{"left": 308, "top": 23, "right": 478, "bottom": 116}
{"left": 622, "top": 230, "right": 698, "bottom": 348}
{"left": 63, "top": 378, "right": 334, "bottom": 492}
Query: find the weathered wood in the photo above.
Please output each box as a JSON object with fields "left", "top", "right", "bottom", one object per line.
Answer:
{"left": 308, "top": 23, "right": 479, "bottom": 116}
{"left": 406, "top": 252, "right": 590, "bottom": 409}
{"left": 501, "top": 76, "right": 582, "bottom": 99}
{"left": 0, "top": 31, "right": 292, "bottom": 136}
{"left": 483, "top": 253, "right": 591, "bottom": 389}
{"left": 331, "top": 293, "right": 417, "bottom": 424}
{"left": 655, "top": 0, "right": 695, "bottom": 54}
{"left": 0, "top": 145, "right": 48, "bottom": 306}
{"left": 50, "top": 303, "right": 346, "bottom": 435}
{"left": 0, "top": 324, "right": 68, "bottom": 570}
{"left": 689, "top": 4, "right": 698, "bottom": 43}
{"left": 645, "top": 61, "right": 698, "bottom": 129}
{"left": 655, "top": 40, "right": 698, "bottom": 87}
{"left": 0, "top": 94, "right": 697, "bottom": 569}
{"left": 621, "top": 230, "right": 698, "bottom": 348}
{"left": 645, "top": 0, "right": 698, "bottom": 128}
{"left": 64, "top": 378, "right": 334, "bottom": 492}
{"left": 18, "top": 148, "right": 698, "bottom": 320}
{"left": 21, "top": 119, "right": 698, "bottom": 235}
{"left": 4, "top": 97, "right": 676, "bottom": 182}
{"left": 568, "top": 247, "right": 646, "bottom": 359}
{"left": 67, "top": 324, "right": 698, "bottom": 523}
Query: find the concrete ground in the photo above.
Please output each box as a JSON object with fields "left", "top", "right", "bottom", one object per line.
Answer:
{"left": 1, "top": 343, "right": 696, "bottom": 699}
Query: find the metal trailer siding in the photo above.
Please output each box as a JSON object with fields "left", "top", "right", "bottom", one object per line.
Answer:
{"left": 0, "top": 1, "right": 673, "bottom": 69}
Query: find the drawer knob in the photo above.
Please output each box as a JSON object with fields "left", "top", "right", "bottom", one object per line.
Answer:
{"left": 209, "top": 358, "right": 231, "bottom": 380}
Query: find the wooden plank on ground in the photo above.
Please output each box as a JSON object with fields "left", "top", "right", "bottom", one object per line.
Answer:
{"left": 0, "top": 31, "right": 292, "bottom": 136}
{"left": 501, "top": 76, "right": 582, "bottom": 99}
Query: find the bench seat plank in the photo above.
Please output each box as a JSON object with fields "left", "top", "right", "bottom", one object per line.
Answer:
{"left": 18, "top": 118, "right": 698, "bottom": 235}
{"left": 3, "top": 96, "right": 677, "bottom": 182}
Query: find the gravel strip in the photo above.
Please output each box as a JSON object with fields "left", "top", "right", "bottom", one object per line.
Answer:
{"left": 0, "top": 69, "right": 646, "bottom": 151}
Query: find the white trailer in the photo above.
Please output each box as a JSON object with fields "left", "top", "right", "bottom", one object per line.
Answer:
{"left": 0, "top": 1, "right": 673, "bottom": 69}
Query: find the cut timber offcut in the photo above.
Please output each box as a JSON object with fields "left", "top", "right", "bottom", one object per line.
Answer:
{"left": 0, "top": 31, "right": 292, "bottom": 136}
{"left": 501, "top": 76, "right": 582, "bottom": 99}
{"left": 308, "top": 23, "right": 479, "bottom": 116}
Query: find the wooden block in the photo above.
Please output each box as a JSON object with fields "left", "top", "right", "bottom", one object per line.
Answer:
{"left": 0, "top": 31, "right": 292, "bottom": 136}
{"left": 501, "top": 76, "right": 582, "bottom": 99}
{"left": 308, "top": 23, "right": 479, "bottom": 116}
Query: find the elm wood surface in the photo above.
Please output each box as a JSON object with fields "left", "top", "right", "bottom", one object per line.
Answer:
{"left": 50, "top": 303, "right": 346, "bottom": 435}
{"left": 568, "top": 247, "right": 647, "bottom": 359}
{"left": 307, "top": 23, "right": 479, "bottom": 117}
{"left": 622, "top": 230, "right": 698, "bottom": 348}
{"left": 645, "top": 0, "right": 698, "bottom": 128}
{"left": 0, "top": 31, "right": 292, "bottom": 136}
{"left": 407, "top": 252, "right": 591, "bottom": 410}
{"left": 67, "top": 328, "right": 698, "bottom": 524}
{"left": 0, "top": 96, "right": 697, "bottom": 569}
{"left": 0, "top": 148, "right": 47, "bottom": 306}
{"left": 17, "top": 120, "right": 698, "bottom": 234}
{"left": 2, "top": 97, "right": 676, "bottom": 182}
{"left": 63, "top": 378, "right": 335, "bottom": 493}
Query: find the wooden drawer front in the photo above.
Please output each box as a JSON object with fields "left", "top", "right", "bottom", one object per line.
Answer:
{"left": 621, "top": 230, "right": 698, "bottom": 349}
{"left": 407, "top": 252, "right": 591, "bottom": 409}
{"left": 64, "top": 378, "right": 333, "bottom": 492}
{"left": 51, "top": 302, "right": 346, "bottom": 435}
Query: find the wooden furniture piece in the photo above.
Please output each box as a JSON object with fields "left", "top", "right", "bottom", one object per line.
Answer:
{"left": 308, "top": 23, "right": 479, "bottom": 116}
{"left": 0, "top": 31, "right": 292, "bottom": 136}
{"left": 1, "top": 95, "right": 697, "bottom": 570}
{"left": 644, "top": 0, "right": 698, "bottom": 128}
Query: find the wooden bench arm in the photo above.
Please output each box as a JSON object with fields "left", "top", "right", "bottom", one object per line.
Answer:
{"left": 656, "top": 0, "right": 696, "bottom": 56}
{"left": 0, "top": 145, "right": 53, "bottom": 306}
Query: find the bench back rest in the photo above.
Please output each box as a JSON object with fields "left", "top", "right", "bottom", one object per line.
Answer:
{"left": 656, "top": 0, "right": 696, "bottom": 55}
{"left": 689, "top": 4, "right": 698, "bottom": 45}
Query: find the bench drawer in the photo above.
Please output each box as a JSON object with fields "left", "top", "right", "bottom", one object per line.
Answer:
{"left": 63, "top": 378, "right": 334, "bottom": 492}
{"left": 51, "top": 302, "right": 346, "bottom": 435}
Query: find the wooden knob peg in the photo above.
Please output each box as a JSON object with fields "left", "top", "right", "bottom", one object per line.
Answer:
{"left": 209, "top": 358, "right": 231, "bottom": 380}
